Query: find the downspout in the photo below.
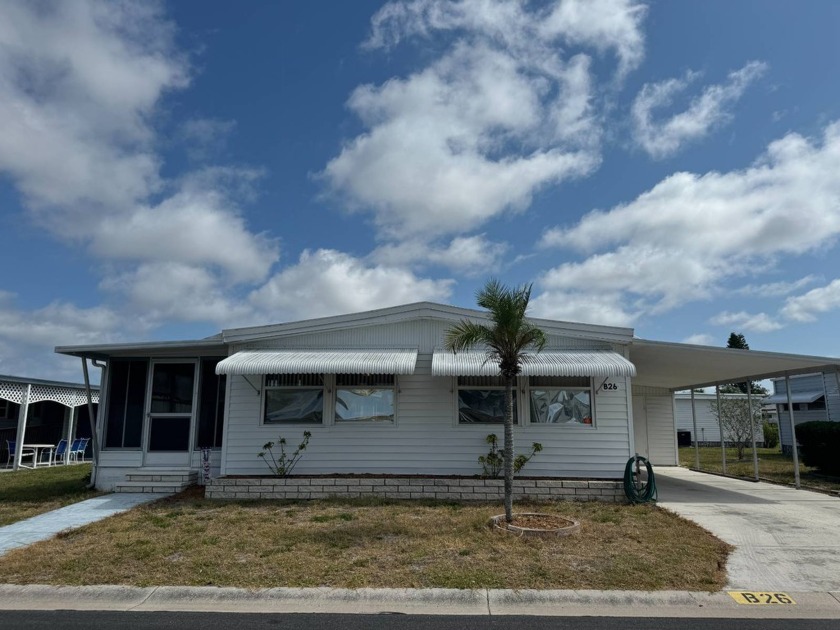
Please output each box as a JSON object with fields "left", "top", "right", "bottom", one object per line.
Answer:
{"left": 785, "top": 375, "right": 800, "bottom": 490}
{"left": 747, "top": 381, "right": 759, "bottom": 481}
{"left": 81, "top": 358, "right": 101, "bottom": 489}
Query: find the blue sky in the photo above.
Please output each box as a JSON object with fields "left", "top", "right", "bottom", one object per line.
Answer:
{"left": 2, "top": 0, "right": 840, "bottom": 381}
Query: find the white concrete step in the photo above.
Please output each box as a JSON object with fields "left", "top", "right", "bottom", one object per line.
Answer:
{"left": 116, "top": 469, "right": 198, "bottom": 493}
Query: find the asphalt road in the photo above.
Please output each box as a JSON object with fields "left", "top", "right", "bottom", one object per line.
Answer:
{"left": 3, "top": 612, "right": 838, "bottom": 629}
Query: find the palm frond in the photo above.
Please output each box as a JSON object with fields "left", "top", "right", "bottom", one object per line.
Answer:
{"left": 444, "top": 320, "right": 492, "bottom": 353}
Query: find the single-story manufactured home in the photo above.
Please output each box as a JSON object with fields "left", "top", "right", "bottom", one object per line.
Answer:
{"left": 54, "top": 302, "right": 840, "bottom": 495}
{"left": 674, "top": 391, "right": 767, "bottom": 446}
{"left": 767, "top": 372, "right": 840, "bottom": 454}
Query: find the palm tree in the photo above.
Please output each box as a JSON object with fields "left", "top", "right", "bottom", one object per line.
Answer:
{"left": 445, "top": 280, "right": 546, "bottom": 523}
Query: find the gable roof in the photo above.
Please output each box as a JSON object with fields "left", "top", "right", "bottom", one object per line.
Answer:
{"left": 219, "top": 302, "right": 634, "bottom": 345}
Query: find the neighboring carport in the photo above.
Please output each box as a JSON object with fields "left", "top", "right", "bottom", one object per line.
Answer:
{"left": 656, "top": 467, "right": 840, "bottom": 591}
{"left": 629, "top": 340, "right": 840, "bottom": 486}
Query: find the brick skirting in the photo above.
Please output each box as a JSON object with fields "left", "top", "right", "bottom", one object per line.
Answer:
{"left": 205, "top": 476, "right": 625, "bottom": 503}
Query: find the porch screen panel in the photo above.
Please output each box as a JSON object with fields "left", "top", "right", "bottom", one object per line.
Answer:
{"left": 197, "top": 358, "right": 226, "bottom": 448}
{"left": 105, "top": 359, "right": 147, "bottom": 448}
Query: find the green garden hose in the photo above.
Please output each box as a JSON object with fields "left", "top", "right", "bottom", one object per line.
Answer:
{"left": 624, "top": 455, "right": 657, "bottom": 504}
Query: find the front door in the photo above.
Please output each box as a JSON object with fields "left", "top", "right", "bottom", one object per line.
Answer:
{"left": 143, "top": 361, "right": 197, "bottom": 467}
{"left": 632, "top": 397, "right": 649, "bottom": 458}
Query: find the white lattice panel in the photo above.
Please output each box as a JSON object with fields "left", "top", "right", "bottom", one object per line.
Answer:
{"left": 27, "top": 384, "right": 99, "bottom": 407}
{"left": 0, "top": 381, "right": 25, "bottom": 404}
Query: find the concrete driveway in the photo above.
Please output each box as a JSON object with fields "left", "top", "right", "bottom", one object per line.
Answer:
{"left": 655, "top": 466, "right": 840, "bottom": 591}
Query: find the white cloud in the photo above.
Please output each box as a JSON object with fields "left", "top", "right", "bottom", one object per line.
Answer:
{"left": 632, "top": 61, "right": 767, "bottom": 159}
{"left": 736, "top": 275, "right": 818, "bottom": 297}
{"left": 365, "top": 0, "right": 647, "bottom": 77}
{"left": 530, "top": 288, "right": 639, "bottom": 327}
{"left": 537, "top": 121, "right": 840, "bottom": 325}
{"left": 709, "top": 311, "right": 782, "bottom": 333}
{"left": 99, "top": 263, "right": 253, "bottom": 327}
{"left": 372, "top": 234, "right": 508, "bottom": 276}
{"left": 0, "top": 294, "right": 125, "bottom": 380}
{"left": 325, "top": 0, "right": 648, "bottom": 239}
{"left": 0, "top": 1, "right": 186, "bottom": 218}
{"left": 249, "top": 249, "right": 454, "bottom": 321}
{"left": 92, "top": 168, "right": 278, "bottom": 283}
{"left": 781, "top": 279, "right": 840, "bottom": 323}
{"left": 682, "top": 333, "right": 716, "bottom": 346}
{"left": 0, "top": 1, "right": 288, "bottom": 378}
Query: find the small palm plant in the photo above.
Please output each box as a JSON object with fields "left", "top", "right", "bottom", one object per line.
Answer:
{"left": 445, "top": 279, "right": 546, "bottom": 523}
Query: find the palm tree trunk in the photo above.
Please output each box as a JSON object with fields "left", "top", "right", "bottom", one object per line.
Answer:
{"left": 504, "top": 375, "right": 514, "bottom": 523}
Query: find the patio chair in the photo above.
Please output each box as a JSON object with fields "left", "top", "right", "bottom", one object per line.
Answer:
{"left": 51, "top": 439, "right": 68, "bottom": 465}
{"left": 70, "top": 437, "right": 89, "bottom": 463}
{"left": 5, "top": 440, "right": 35, "bottom": 468}
{"left": 67, "top": 438, "right": 82, "bottom": 463}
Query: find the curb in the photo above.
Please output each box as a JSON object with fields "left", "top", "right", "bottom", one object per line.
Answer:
{"left": 0, "top": 585, "right": 839, "bottom": 618}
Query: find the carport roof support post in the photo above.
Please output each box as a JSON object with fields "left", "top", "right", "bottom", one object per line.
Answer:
{"left": 786, "top": 374, "right": 801, "bottom": 490}
{"left": 716, "top": 385, "right": 726, "bottom": 475}
{"left": 691, "top": 389, "right": 700, "bottom": 469}
{"left": 747, "top": 381, "right": 759, "bottom": 481}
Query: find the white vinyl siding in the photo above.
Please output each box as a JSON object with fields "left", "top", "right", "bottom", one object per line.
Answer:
{"left": 773, "top": 373, "right": 839, "bottom": 447}
{"left": 222, "top": 354, "right": 633, "bottom": 479}
{"left": 631, "top": 387, "right": 677, "bottom": 466}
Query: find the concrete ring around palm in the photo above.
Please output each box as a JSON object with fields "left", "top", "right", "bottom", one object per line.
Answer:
{"left": 489, "top": 512, "right": 581, "bottom": 538}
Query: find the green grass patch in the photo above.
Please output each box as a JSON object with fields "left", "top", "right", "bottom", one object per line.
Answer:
{"left": 0, "top": 489, "right": 730, "bottom": 591}
{"left": 678, "top": 446, "right": 840, "bottom": 494}
{"left": 0, "top": 464, "right": 102, "bottom": 526}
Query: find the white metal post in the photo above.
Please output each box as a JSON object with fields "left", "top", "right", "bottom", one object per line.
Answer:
{"left": 81, "top": 358, "right": 100, "bottom": 487}
{"left": 691, "top": 389, "right": 700, "bottom": 469}
{"left": 13, "top": 384, "right": 31, "bottom": 471}
{"left": 785, "top": 375, "right": 800, "bottom": 489}
{"left": 716, "top": 385, "right": 726, "bottom": 475}
{"left": 65, "top": 407, "right": 77, "bottom": 465}
{"left": 747, "top": 381, "right": 759, "bottom": 481}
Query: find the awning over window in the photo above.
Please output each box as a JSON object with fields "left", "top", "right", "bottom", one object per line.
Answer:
{"left": 431, "top": 349, "right": 636, "bottom": 378}
{"left": 763, "top": 391, "right": 824, "bottom": 405}
{"left": 215, "top": 349, "right": 418, "bottom": 376}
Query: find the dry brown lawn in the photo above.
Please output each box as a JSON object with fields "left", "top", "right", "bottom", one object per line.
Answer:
{"left": 0, "top": 489, "right": 731, "bottom": 591}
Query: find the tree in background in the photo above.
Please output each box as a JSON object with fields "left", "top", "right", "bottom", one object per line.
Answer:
{"left": 710, "top": 394, "right": 764, "bottom": 460}
{"left": 721, "top": 332, "right": 768, "bottom": 395}
{"left": 444, "top": 279, "right": 546, "bottom": 523}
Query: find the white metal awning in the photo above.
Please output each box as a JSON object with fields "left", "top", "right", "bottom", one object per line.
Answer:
{"left": 216, "top": 349, "right": 418, "bottom": 375}
{"left": 763, "top": 390, "right": 824, "bottom": 405}
{"left": 431, "top": 349, "right": 636, "bottom": 377}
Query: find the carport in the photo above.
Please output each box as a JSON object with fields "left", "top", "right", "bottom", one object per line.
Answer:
{"left": 656, "top": 466, "right": 840, "bottom": 591}
{"left": 629, "top": 340, "right": 840, "bottom": 487}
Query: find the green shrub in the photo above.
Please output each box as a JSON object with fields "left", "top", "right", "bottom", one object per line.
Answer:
{"left": 795, "top": 421, "right": 840, "bottom": 475}
{"left": 478, "top": 434, "right": 542, "bottom": 478}
{"left": 762, "top": 421, "right": 779, "bottom": 449}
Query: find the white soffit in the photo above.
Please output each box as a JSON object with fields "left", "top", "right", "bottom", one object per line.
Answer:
{"left": 763, "top": 391, "right": 824, "bottom": 405}
{"left": 631, "top": 339, "right": 840, "bottom": 390}
{"left": 431, "top": 350, "right": 636, "bottom": 377}
{"left": 216, "top": 350, "right": 418, "bottom": 375}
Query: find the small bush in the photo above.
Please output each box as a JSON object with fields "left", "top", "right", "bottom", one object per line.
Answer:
{"left": 796, "top": 421, "right": 840, "bottom": 475}
{"left": 478, "top": 434, "right": 542, "bottom": 477}
{"left": 762, "top": 422, "right": 779, "bottom": 449}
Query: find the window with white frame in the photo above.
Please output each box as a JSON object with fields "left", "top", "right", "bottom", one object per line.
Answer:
{"left": 264, "top": 374, "right": 324, "bottom": 424}
{"left": 457, "top": 376, "right": 517, "bottom": 424}
{"left": 528, "top": 376, "right": 593, "bottom": 426}
{"left": 335, "top": 374, "right": 395, "bottom": 423}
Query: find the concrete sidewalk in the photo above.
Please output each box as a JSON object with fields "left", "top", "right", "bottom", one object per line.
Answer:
{"left": 656, "top": 467, "right": 840, "bottom": 592}
{"left": 0, "top": 493, "right": 167, "bottom": 556}
{"left": 0, "top": 585, "right": 838, "bottom": 619}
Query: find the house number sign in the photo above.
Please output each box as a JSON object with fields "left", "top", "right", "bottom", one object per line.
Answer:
{"left": 602, "top": 382, "right": 619, "bottom": 391}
